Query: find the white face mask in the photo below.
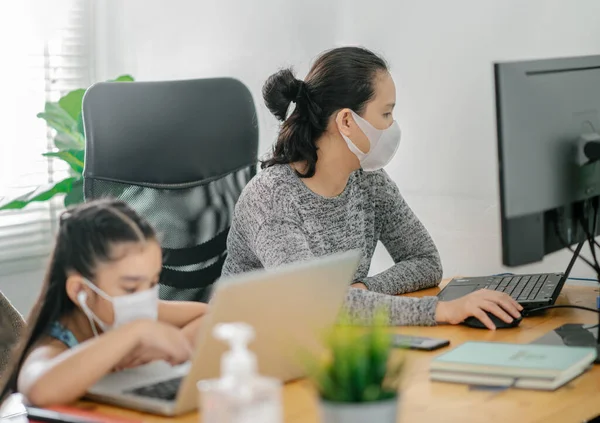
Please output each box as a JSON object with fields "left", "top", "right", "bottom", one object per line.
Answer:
{"left": 77, "top": 279, "right": 159, "bottom": 336}
{"left": 341, "top": 110, "right": 401, "bottom": 172}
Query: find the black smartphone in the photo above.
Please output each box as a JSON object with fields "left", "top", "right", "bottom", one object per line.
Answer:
{"left": 391, "top": 334, "right": 450, "bottom": 351}
{"left": 26, "top": 407, "right": 98, "bottom": 423}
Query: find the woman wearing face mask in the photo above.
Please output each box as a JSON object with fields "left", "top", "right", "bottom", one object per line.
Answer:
{"left": 0, "top": 199, "right": 207, "bottom": 407}
{"left": 222, "top": 46, "right": 522, "bottom": 329}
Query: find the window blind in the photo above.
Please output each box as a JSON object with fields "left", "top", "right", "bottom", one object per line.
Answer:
{"left": 0, "top": 0, "right": 92, "bottom": 275}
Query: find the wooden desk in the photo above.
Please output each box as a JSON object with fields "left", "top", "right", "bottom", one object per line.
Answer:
{"left": 35, "top": 284, "right": 600, "bottom": 423}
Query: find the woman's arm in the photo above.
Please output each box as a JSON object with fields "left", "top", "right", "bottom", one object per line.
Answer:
{"left": 158, "top": 301, "right": 208, "bottom": 345}
{"left": 19, "top": 320, "right": 190, "bottom": 407}
{"left": 251, "top": 217, "right": 439, "bottom": 326}
{"left": 346, "top": 288, "right": 438, "bottom": 326}
{"left": 249, "top": 206, "right": 519, "bottom": 329}
{"left": 362, "top": 171, "right": 443, "bottom": 295}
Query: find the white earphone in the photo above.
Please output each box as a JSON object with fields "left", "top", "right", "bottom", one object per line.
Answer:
{"left": 77, "top": 290, "right": 87, "bottom": 306}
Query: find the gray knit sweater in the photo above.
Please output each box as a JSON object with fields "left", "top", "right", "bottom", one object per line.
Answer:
{"left": 221, "top": 164, "right": 443, "bottom": 326}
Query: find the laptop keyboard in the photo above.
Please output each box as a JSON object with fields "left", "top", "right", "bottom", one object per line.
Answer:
{"left": 486, "top": 275, "right": 558, "bottom": 301}
{"left": 125, "top": 377, "right": 183, "bottom": 401}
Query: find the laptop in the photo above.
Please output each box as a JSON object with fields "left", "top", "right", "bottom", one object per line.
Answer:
{"left": 437, "top": 272, "right": 566, "bottom": 311}
{"left": 85, "top": 250, "right": 361, "bottom": 416}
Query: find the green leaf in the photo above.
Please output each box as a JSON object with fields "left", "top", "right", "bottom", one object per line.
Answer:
{"left": 58, "top": 89, "right": 86, "bottom": 120}
{"left": 316, "top": 369, "right": 338, "bottom": 402}
{"left": 64, "top": 178, "right": 84, "bottom": 207}
{"left": 37, "top": 102, "right": 84, "bottom": 150}
{"left": 37, "top": 102, "right": 76, "bottom": 133}
{"left": 0, "top": 177, "right": 77, "bottom": 210}
{"left": 351, "top": 345, "right": 369, "bottom": 401}
{"left": 52, "top": 132, "right": 81, "bottom": 151}
{"left": 111, "top": 74, "right": 134, "bottom": 82}
{"left": 363, "top": 384, "right": 382, "bottom": 402}
{"left": 43, "top": 149, "right": 84, "bottom": 175}
{"left": 76, "top": 113, "right": 84, "bottom": 137}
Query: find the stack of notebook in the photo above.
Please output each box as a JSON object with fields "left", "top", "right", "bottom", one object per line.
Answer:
{"left": 429, "top": 341, "right": 596, "bottom": 390}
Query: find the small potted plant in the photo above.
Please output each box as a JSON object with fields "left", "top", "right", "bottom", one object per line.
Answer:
{"left": 305, "top": 309, "right": 404, "bottom": 423}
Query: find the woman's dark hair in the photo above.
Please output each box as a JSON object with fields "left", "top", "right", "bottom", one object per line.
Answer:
{"left": 261, "top": 46, "right": 388, "bottom": 177}
{"left": 0, "top": 199, "right": 155, "bottom": 403}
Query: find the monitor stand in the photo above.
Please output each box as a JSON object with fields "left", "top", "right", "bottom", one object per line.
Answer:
{"left": 530, "top": 323, "right": 600, "bottom": 363}
{"left": 529, "top": 241, "right": 600, "bottom": 363}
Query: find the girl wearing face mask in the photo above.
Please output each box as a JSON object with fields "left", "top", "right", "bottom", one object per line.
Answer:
{"left": 222, "top": 46, "right": 522, "bottom": 330}
{"left": 0, "top": 199, "right": 208, "bottom": 407}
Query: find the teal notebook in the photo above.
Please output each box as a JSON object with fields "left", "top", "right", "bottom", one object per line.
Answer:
{"left": 430, "top": 342, "right": 596, "bottom": 379}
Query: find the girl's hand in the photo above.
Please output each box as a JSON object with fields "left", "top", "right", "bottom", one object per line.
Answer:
{"left": 115, "top": 320, "right": 192, "bottom": 370}
{"left": 114, "top": 345, "right": 162, "bottom": 371}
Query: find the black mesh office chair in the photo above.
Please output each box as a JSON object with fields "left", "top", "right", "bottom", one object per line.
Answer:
{"left": 82, "top": 78, "right": 258, "bottom": 302}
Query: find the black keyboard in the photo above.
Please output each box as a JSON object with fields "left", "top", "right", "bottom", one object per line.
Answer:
{"left": 488, "top": 274, "right": 559, "bottom": 302}
{"left": 438, "top": 273, "right": 564, "bottom": 310}
{"left": 126, "top": 377, "right": 183, "bottom": 401}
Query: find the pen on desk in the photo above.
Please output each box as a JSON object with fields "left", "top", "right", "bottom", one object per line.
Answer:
{"left": 25, "top": 407, "right": 100, "bottom": 423}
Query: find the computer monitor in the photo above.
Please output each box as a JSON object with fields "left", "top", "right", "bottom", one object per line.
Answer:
{"left": 494, "top": 55, "right": 600, "bottom": 268}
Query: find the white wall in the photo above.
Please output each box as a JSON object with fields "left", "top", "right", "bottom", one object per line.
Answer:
{"left": 0, "top": 269, "right": 44, "bottom": 316}
{"left": 93, "top": 0, "right": 600, "bottom": 280}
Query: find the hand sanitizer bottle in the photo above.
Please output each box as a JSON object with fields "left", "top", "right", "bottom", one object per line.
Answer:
{"left": 198, "top": 323, "right": 283, "bottom": 423}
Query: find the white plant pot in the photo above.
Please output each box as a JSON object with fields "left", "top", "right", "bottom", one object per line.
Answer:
{"left": 319, "top": 397, "right": 399, "bottom": 423}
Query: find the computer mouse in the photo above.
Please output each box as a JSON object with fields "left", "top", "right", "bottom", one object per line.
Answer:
{"left": 463, "top": 312, "right": 523, "bottom": 329}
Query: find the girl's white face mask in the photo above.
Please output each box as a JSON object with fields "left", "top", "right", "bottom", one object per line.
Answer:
{"left": 340, "top": 110, "right": 401, "bottom": 172}
{"left": 77, "top": 279, "right": 159, "bottom": 336}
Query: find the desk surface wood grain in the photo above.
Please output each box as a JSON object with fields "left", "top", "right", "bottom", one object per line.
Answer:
{"left": 61, "top": 283, "right": 600, "bottom": 423}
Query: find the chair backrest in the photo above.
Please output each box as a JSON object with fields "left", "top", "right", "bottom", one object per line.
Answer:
{"left": 0, "top": 291, "right": 24, "bottom": 376}
{"left": 82, "top": 78, "right": 258, "bottom": 302}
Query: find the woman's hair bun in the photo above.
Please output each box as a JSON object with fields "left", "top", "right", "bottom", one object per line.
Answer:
{"left": 262, "top": 68, "right": 304, "bottom": 122}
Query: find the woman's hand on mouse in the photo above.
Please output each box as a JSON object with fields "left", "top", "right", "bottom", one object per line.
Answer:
{"left": 435, "top": 289, "right": 523, "bottom": 330}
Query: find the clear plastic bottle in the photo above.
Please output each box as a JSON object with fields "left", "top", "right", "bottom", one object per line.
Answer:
{"left": 197, "top": 323, "right": 283, "bottom": 423}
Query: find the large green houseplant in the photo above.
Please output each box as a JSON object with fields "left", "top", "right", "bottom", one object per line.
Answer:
{"left": 0, "top": 75, "right": 134, "bottom": 211}
{"left": 306, "top": 309, "right": 404, "bottom": 423}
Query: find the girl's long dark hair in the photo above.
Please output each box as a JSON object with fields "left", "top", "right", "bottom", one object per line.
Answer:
{"left": 0, "top": 199, "right": 155, "bottom": 403}
{"left": 261, "top": 46, "right": 388, "bottom": 177}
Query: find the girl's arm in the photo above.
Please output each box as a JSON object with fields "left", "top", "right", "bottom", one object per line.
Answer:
{"left": 19, "top": 320, "right": 190, "bottom": 407}
{"left": 158, "top": 300, "right": 208, "bottom": 344}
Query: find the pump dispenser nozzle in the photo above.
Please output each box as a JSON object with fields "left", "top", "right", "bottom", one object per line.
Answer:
{"left": 214, "top": 323, "right": 257, "bottom": 379}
